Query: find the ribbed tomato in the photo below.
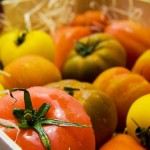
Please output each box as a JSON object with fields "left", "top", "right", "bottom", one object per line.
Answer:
{"left": 0, "top": 86, "right": 95, "bottom": 150}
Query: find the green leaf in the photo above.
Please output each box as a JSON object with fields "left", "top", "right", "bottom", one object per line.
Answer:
{"left": 13, "top": 108, "right": 25, "bottom": 122}
{"left": 36, "top": 103, "right": 50, "bottom": 118}
{"left": 10, "top": 88, "right": 34, "bottom": 111}
{"left": 17, "top": 122, "right": 29, "bottom": 128}
{"left": 64, "top": 87, "right": 79, "bottom": 96}
{"left": 40, "top": 118, "right": 89, "bottom": 128}
{"left": 75, "top": 40, "right": 100, "bottom": 56}
{"left": 33, "top": 123, "right": 51, "bottom": 150}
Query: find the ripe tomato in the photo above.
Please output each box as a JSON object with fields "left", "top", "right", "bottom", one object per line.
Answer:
{"left": 45, "top": 79, "right": 118, "bottom": 149}
{"left": 126, "top": 94, "right": 150, "bottom": 149}
{"left": 93, "top": 67, "right": 150, "bottom": 131}
{"left": 99, "top": 134, "right": 146, "bottom": 150}
{"left": 52, "top": 25, "right": 91, "bottom": 70}
{"left": 0, "top": 86, "right": 95, "bottom": 150}
{"left": 105, "top": 20, "right": 150, "bottom": 69}
{"left": 62, "top": 33, "right": 126, "bottom": 82}
{"left": 0, "top": 55, "right": 62, "bottom": 89}
{"left": 0, "top": 29, "right": 55, "bottom": 66}
{"left": 132, "top": 50, "right": 150, "bottom": 82}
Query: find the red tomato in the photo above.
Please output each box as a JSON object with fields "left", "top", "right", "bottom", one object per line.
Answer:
{"left": 0, "top": 86, "right": 95, "bottom": 150}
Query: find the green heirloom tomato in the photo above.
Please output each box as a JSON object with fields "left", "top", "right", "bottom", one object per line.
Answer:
{"left": 62, "top": 33, "right": 126, "bottom": 82}
{"left": 0, "top": 29, "right": 55, "bottom": 66}
{"left": 45, "top": 79, "right": 118, "bottom": 149}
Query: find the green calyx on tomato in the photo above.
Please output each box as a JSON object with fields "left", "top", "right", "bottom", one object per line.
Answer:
{"left": 15, "top": 30, "right": 28, "bottom": 46}
{"left": 62, "top": 33, "right": 126, "bottom": 82}
{"left": 64, "top": 87, "right": 80, "bottom": 96}
{"left": 131, "top": 118, "right": 150, "bottom": 149}
{"left": 75, "top": 40, "right": 100, "bottom": 57}
{"left": 1, "top": 88, "right": 89, "bottom": 150}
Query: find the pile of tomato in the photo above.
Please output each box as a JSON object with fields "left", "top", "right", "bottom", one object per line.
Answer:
{"left": 0, "top": 9, "right": 150, "bottom": 150}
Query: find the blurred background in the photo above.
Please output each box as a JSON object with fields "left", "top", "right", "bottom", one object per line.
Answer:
{"left": 0, "top": 0, "right": 150, "bottom": 33}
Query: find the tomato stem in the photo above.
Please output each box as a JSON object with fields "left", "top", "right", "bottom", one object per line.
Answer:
{"left": 131, "top": 118, "right": 150, "bottom": 149}
{"left": 64, "top": 87, "right": 79, "bottom": 96}
{"left": 15, "top": 30, "right": 28, "bottom": 46}
{"left": 75, "top": 40, "right": 100, "bottom": 56}
{"left": 7, "top": 88, "right": 90, "bottom": 150}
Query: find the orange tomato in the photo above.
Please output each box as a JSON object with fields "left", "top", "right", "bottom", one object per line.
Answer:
{"left": 132, "top": 50, "right": 150, "bottom": 82}
{"left": 52, "top": 26, "right": 91, "bottom": 70}
{"left": 105, "top": 20, "right": 150, "bottom": 69}
{"left": 0, "top": 55, "right": 62, "bottom": 89}
{"left": 93, "top": 67, "right": 150, "bottom": 131}
{"left": 71, "top": 10, "right": 109, "bottom": 32}
{"left": 99, "top": 134, "right": 146, "bottom": 150}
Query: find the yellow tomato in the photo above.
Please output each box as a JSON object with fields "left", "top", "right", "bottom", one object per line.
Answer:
{"left": 0, "top": 30, "right": 55, "bottom": 66}
{"left": 126, "top": 94, "right": 150, "bottom": 149}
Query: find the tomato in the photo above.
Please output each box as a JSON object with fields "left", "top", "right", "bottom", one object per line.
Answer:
{"left": 93, "top": 67, "right": 150, "bottom": 131}
{"left": 45, "top": 79, "right": 118, "bottom": 149}
{"left": 0, "top": 55, "right": 62, "bottom": 89}
{"left": 99, "top": 134, "right": 146, "bottom": 150}
{"left": 0, "top": 86, "right": 95, "bottom": 150}
{"left": 0, "top": 29, "right": 55, "bottom": 66}
{"left": 52, "top": 25, "right": 91, "bottom": 70}
{"left": 71, "top": 10, "right": 109, "bottom": 32}
{"left": 62, "top": 33, "right": 126, "bottom": 82}
{"left": 132, "top": 50, "right": 150, "bottom": 82}
{"left": 105, "top": 20, "right": 150, "bottom": 69}
{"left": 126, "top": 94, "right": 150, "bottom": 149}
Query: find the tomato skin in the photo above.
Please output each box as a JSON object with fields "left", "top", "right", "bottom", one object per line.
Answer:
{"left": 105, "top": 20, "right": 150, "bottom": 69}
{"left": 52, "top": 25, "right": 91, "bottom": 70}
{"left": 0, "top": 55, "right": 62, "bottom": 89}
{"left": 45, "top": 79, "right": 118, "bottom": 149}
{"left": 93, "top": 67, "right": 150, "bottom": 131}
{"left": 99, "top": 134, "right": 146, "bottom": 150}
{"left": 62, "top": 33, "right": 126, "bottom": 82}
{"left": 0, "top": 86, "right": 95, "bottom": 150}
{"left": 132, "top": 50, "right": 150, "bottom": 82}
{"left": 0, "top": 30, "right": 55, "bottom": 66}
{"left": 126, "top": 94, "right": 150, "bottom": 143}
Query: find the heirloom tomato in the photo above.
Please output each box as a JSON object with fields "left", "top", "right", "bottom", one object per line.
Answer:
{"left": 0, "top": 55, "right": 62, "bottom": 89}
{"left": 0, "top": 29, "right": 55, "bottom": 66}
{"left": 105, "top": 20, "right": 150, "bottom": 69}
{"left": 99, "top": 134, "right": 146, "bottom": 150}
{"left": 0, "top": 86, "right": 95, "bottom": 150}
{"left": 126, "top": 94, "right": 150, "bottom": 149}
{"left": 132, "top": 50, "right": 150, "bottom": 82}
{"left": 93, "top": 67, "right": 150, "bottom": 131}
{"left": 45, "top": 79, "right": 118, "bottom": 149}
{"left": 52, "top": 25, "right": 91, "bottom": 70}
{"left": 62, "top": 33, "right": 126, "bottom": 82}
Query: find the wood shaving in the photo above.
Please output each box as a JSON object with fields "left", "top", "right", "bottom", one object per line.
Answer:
{"left": 1, "top": 0, "right": 76, "bottom": 34}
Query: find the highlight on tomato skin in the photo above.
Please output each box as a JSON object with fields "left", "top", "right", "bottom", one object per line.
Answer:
{"left": 0, "top": 86, "right": 95, "bottom": 150}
